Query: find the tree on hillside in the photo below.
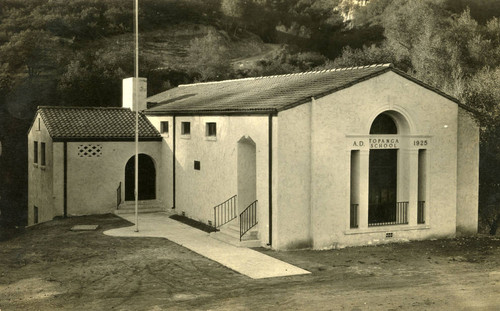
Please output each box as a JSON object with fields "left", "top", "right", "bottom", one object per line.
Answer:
{"left": 221, "top": 0, "right": 247, "bottom": 35}
{"left": 58, "top": 45, "right": 161, "bottom": 107}
{"left": 0, "top": 30, "right": 63, "bottom": 78}
{"left": 186, "top": 30, "right": 233, "bottom": 82}
{"left": 331, "top": 43, "right": 394, "bottom": 68}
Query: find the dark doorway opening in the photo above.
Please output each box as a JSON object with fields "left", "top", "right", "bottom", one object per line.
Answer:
{"left": 369, "top": 149, "right": 398, "bottom": 224}
{"left": 125, "top": 154, "right": 156, "bottom": 201}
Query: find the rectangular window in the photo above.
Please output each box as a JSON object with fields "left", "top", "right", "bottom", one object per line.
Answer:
{"left": 206, "top": 122, "right": 217, "bottom": 137}
{"left": 41, "top": 142, "right": 46, "bottom": 166}
{"left": 418, "top": 149, "right": 427, "bottom": 224}
{"left": 37, "top": 118, "right": 41, "bottom": 131}
{"left": 181, "top": 122, "right": 190, "bottom": 135}
{"left": 194, "top": 160, "right": 201, "bottom": 170}
{"left": 34, "top": 206, "right": 39, "bottom": 224}
{"left": 160, "top": 121, "right": 169, "bottom": 134}
{"left": 350, "top": 150, "right": 360, "bottom": 228}
{"left": 34, "top": 141, "right": 38, "bottom": 164}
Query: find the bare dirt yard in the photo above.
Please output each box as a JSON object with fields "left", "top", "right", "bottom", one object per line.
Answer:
{"left": 1, "top": 214, "right": 499, "bottom": 311}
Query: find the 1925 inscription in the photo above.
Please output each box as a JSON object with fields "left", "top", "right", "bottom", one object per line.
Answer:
{"left": 413, "top": 139, "right": 428, "bottom": 146}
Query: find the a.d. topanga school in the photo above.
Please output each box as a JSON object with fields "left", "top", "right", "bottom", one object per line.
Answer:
{"left": 27, "top": 64, "right": 479, "bottom": 250}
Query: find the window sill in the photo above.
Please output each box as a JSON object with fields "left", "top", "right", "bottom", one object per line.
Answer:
{"left": 40, "top": 166, "right": 46, "bottom": 171}
{"left": 33, "top": 163, "right": 38, "bottom": 168}
{"left": 161, "top": 133, "right": 169, "bottom": 138}
{"left": 205, "top": 136, "right": 217, "bottom": 141}
{"left": 180, "top": 134, "right": 191, "bottom": 140}
{"left": 344, "top": 224, "right": 430, "bottom": 235}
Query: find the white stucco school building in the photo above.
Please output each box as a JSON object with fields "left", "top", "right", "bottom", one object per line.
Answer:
{"left": 28, "top": 64, "right": 479, "bottom": 250}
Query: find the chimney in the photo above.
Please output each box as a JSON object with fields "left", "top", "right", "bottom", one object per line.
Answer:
{"left": 122, "top": 77, "right": 147, "bottom": 111}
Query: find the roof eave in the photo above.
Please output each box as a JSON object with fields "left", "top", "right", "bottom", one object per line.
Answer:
{"left": 144, "top": 109, "right": 278, "bottom": 116}
{"left": 52, "top": 136, "right": 162, "bottom": 142}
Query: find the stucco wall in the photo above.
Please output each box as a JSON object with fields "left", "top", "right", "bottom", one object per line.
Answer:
{"left": 66, "top": 141, "right": 161, "bottom": 216}
{"left": 456, "top": 108, "right": 479, "bottom": 235}
{"left": 27, "top": 114, "right": 55, "bottom": 225}
{"left": 274, "top": 103, "right": 312, "bottom": 249}
{"left": 145, "top": 116, "right": 174, "bottom": 209}
{"left": 275, "top": 71, "right": 464, "bottom": 249}
{"left": 170, "top": 115, "right": 270, "bottom": 245}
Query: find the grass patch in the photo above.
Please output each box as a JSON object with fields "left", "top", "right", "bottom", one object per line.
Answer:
{"left": 169, "top": 214, "right": 217, "bottom": 233}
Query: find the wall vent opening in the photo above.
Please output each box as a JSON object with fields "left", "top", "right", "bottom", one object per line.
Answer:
{"left": 386, "top": 232, "right": 393, "bottom": 238}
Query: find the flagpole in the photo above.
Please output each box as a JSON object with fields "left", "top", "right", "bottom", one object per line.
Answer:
{"left": 134, "top": 0, "right": 139, "bottom": 232}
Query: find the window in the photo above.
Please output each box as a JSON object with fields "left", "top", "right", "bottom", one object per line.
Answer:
{"left": 34, "top": 141, "right": 38, "bottom": 164}
{"left": 181, "top": 122, "right": 190, "bottom": 135}
{"left": 194, "top": 161, "right": 201, "bottom": 170}
{"left": 206, "top": 122, "right": 217, "bottom": 137}
{"left": 40, "top": 142, "right": 46, "bottom": 166}
{"left": 370, "top": 113, "right": 398, "bottom": 134}
{"left": 37, "top": 118, "right": 40, "bottom": 131}
{"left": 160, "top": 121, "right": 169, "bottom": 134}
{"left": 34, "top": 206, "right": 39, "bottom": 224}
{"left": 78, "top": 144, "right": 102, "bottom": 157}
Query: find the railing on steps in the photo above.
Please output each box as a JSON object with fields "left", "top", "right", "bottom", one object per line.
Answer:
{"left": 213, "top": 195, "right": 237, "bottom": 228}
{"left": 240, "top": 200, "right": 258, "bottom": 241}
{"left": 116, "top": 182, "right": 122, "bottom": 208}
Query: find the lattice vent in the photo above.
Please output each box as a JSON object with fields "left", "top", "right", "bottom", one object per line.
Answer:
{"left": 78, "top": 144, "right": 102, "bottom": 158}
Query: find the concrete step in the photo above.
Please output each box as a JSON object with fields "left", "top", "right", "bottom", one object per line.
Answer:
{"left": 115, "top": 200, "right": 167, "bottom": 215}
{"left": 210, "top": 231, "right": 261, "bottom": 248}
{"left": 219, "top": 223, "right": 240, "bottom": 239}
{"left": 212, "top": 218, "right": 259, "bottom": 247}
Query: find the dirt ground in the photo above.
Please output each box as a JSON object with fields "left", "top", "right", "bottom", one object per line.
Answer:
{"left": 1, "top": 214, "right": 499, "bottom": 311}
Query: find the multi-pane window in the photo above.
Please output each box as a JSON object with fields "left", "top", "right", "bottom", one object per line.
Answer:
{"left": 206, "top": 122, "right": 217, "bottom": 137}
{"left": 34, "top": 141, "right": 38, "bottom": 164}
{"left": 40, "top": 142, "right": 46, "bottom": 166}
{"left": 160, "top": 121, "right": 169, "bottom": 134}
{"left": 181, "top": 122, "right": 190, "bottom": 135}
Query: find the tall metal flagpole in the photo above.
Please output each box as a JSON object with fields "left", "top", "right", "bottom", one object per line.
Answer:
{"left": 134, "top": 0, "right": 139, "bottom": 232}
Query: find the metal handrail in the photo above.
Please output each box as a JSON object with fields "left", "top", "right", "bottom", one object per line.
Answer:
{"left": 213, "top": 195, "right": 237, "bottom": 228}
{"left": 368, "top": 201, "right": 408, "bottom": 227}
{"left": 240, "top": 200, "right": 258, "bottom": 241}
{"left": 116, "top": 182, "right": 122, "bottom": 208}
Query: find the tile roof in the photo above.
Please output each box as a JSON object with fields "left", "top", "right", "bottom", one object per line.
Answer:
{"left": 145, "top": 63, "right": 466, "bottom": 115}
{"left": 38, "top": 106, "right": 161, "bottom": 141}
{"left": 145, "top": 64, "right": 394, "bottom": 115}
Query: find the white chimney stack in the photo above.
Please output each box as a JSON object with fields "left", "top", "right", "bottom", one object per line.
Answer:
{"left": 122, "top": 77, "right": 147, "bottom": 111}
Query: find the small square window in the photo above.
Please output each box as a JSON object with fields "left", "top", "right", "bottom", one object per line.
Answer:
{"left": 40, "top": 142, "right": 46, "bottom": 166}
{"left": 181, "top": 122, "right": 191, "bottom": 135}
{"left": 194, "top": 160, "right": 200, "bottom": 170}
{"left": 206, "top": 122, "right": 216, "bottom": 137}
{"left": 160, "top": 121, "right": 169, "bottom": 134}
{"left": 34, "top": 141, "right": 38, "bottom": 164}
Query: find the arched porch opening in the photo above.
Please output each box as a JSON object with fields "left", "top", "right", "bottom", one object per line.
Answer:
{"left": 125, "top": 154, "right": 156, "bottom": 201}
{"left": 368, "top": 111, "right": 408, "bottom": 226}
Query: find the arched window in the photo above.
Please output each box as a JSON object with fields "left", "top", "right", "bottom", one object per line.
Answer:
{"left": 370, "top": 113, "right": 398, "bottom": 134}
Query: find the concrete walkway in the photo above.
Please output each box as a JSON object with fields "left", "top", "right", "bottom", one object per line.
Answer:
{"left": 104, "top": 212, "right": 310, "bottom": 279}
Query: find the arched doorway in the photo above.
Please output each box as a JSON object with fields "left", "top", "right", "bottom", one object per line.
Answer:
{"left": 125, "top": 154, "right": 156, "bottom": 201}
{"left": 368, "top": 112, "right": 401, "bottom": 225}
{"left": 237, "top": 137, "right": 256, "bottom": 213}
